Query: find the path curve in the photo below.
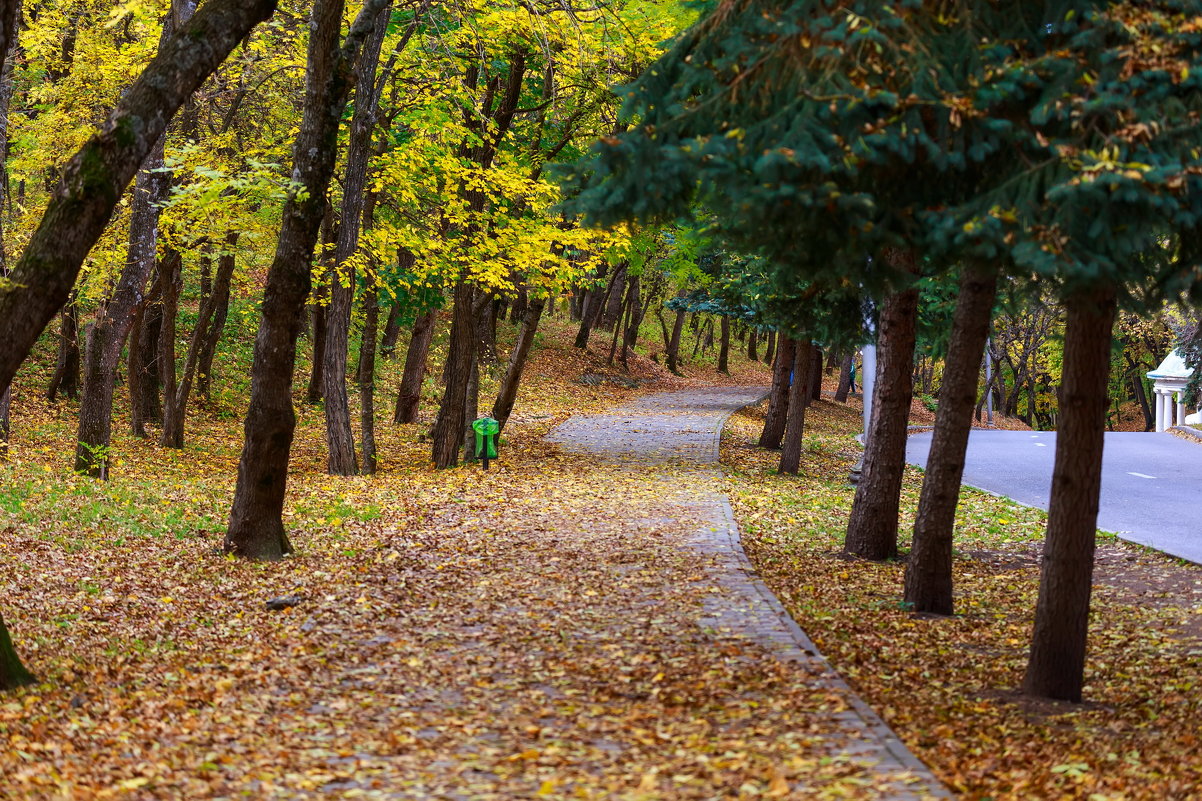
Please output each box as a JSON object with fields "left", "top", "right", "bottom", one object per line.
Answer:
{"left": 550, "top": 387, "right": 951, "bottom": 799}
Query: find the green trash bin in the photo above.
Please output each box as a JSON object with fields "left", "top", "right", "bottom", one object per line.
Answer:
{"left": 471, "top": 417, "right": 500, "bottom": 468}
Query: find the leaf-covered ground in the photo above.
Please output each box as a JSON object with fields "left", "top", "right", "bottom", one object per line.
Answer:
{"left": 2, "top": 322, "right": 921, "bottom": 799}
{"left": 722, "top": 397, "right": 1202, "bottom": 800}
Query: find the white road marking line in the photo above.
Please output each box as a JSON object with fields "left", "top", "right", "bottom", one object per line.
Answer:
{"left": 1034, "top": 443, "right": 1046, "bottom": 447}
{"left": 1127, "top": 472, "right": 1157, "bottom": 479}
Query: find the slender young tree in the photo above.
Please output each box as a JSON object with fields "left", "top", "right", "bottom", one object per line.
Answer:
{"left": 225, "top": 0, "right": 388, "bottom": 560}
{"left": 778, "top": 338, "right": 811, "bottom": 474}
{"left": 758, "top": 337, "right": 794, "bottom": 450}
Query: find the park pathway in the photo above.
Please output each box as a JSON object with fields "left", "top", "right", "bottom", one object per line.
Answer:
{"left": 550, "top": 387, "right": 950, "bottom": 800}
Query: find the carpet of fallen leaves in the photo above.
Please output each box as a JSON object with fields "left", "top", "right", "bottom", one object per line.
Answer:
{"left": 722, "top": 397, "right": 1202, "bottom": 800}
{"left": 0, "top": 319, "right": 928, "bottom": 798}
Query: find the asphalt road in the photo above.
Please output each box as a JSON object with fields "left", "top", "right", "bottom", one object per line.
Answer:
{"left": 905, "top": 430, "right": 1202, "bottom": 564}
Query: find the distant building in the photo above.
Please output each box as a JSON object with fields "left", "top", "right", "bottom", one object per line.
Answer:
{"left": 1147, "top": 350, "right": 1195, "bottom": 431}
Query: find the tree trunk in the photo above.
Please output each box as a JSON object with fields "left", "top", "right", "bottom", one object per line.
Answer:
{"left": 844, "top": 281, "right": 920, "bottom": 561}
{"left": 0, "top": 0, "right": 276, "bottom": 402}
{"left": 779, "top": 340, "right": 812, "bottom": 474}
{"left": 573, "top": 264, "right": 610, "bottom": 349}
{"left": 493, "top": 297, "right": 546, "bottom": 432}
{"left": 0, "top": 611, "right": 33, "bottom": 691}
{"left": 718, "top": 315, "right": 731, "bottom": 373}
{"left": 323, "top": 3, "right": 387, "bottom": 476}
{"left": 666, "top": 305, "right": 687, "bottom": 374}
{"left": 904, "top": 266, "right": 998, "bottom": 615}
{"left": 809, "top": 345, "right": 822, "bottom": 402}
{"left": 835, "top": 354, "right": 852, "bottom": 403}
{"left": 46, "top": 301, "right": 81, "bottom": 402}
{"left": 225, "top": 0, "right": 387, "bottom": 560}
{"left": 196, "top": 231, "right": 238, "bottom": 403}
{"left": 601, "top": 266, "right": 626, "bottom": 330}
{"left": 747, "top": 328, "right": 758, "bottom": 362}
{"left": 128, "top": 267, "right": 165, "bottom": 437}
{"left": 162, "top": 241, "right": 237, "bottom": 447}
{"left": 394, "top": 309, "right": 436, "bottom": 423}
{"left": 76, "top": 129, "right": 170, "bottom": 474}
{"left": 379, "top": 297, "right": 405, "bottom": 359}
{"left": 156, "top": 246, "right": 182, "bottom": 438}
{"left": 1023, "top": 286, "right": 1117, "bottom": 702}
{"left": 431, "top": 281, "right": 476, "bottom": 468}
{"left": 764, "top": 330, "right": 776, "bottom": 365}
{"left": 759, "top": 337, "right": 796, "bottom": 450}
{"left": 359, "top": 281, "right": 379, "bottom": 474}
{"left": 0, "top": 3, "right": 17, "bottom": 460}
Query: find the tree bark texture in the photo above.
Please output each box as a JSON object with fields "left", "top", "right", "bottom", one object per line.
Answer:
{"left": 225, "top": 0, "right": 387, "bottom": 560}
{"left": 0, "top": 0, "right": 16, "bottom": 460}
{"left": 0, "top": 610, "right": 32, "bottom": 691}
{"left": 493, "top": 297, "right": 546, "bottom": 432}
{"left": 128, "top": 266, "right": 165, "bottom": 437}
{"left": 46, "top": 301, "right": 81, "bottom": 402}
{"left": 718, "top": 315, "right": 731, "bottom": 373}
{"left": 758, "top": 337, "right": 796, "bottom": 450}
{"left": 844, "top": 283, "right": 920, "bottom": 561}
{"left": 162, "top": 242, "right": 237, "bottom": 447}
{"left": 1022, "top": 286, "right": 1117, "bottom": 702}
{"left": 904, "top": 266, "right": 998, "bottom": 615}
{"left": 809, "top": 345, "right": 822, "bottom": 402}
{"left": 394, "top": 309, "right": 436, "bottom": 423}
{"left": 322, "top": 0, "right": 388, "bottom": 476}
{"left": 747, "top": 328, "right": 758, "bottom": 362}
{"left": 358, "top": 282, "right": 379, "bottom": 474}
{"left": 431, "top": 282, "right": 476, "bottom": 467}
{"left": 196, "top": 231, "right": 238, "bottom": 402}
{"left": 835, "top": 354, "right": 852, "bottom": 403}
{"left": 156, "top": 247, "right": 183, "bottom": 436}
{"left": 764, "top": 330, "right": 776, "bottom": 365}
{"left": 572, "top": 264, "right": 611, "bottom": 349}
{"left": 779, "top": 339, "right": 812, "bottom": 474}
{"left": 666, "top": 305, "right": 687, "bottom": 374}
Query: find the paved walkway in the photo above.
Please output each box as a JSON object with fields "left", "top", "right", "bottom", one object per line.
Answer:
{"left": 906, "top": 429, "right": 1202, "bottom": 564}
{"left": 550, "top": 387, "right": 950, "bottom": 799}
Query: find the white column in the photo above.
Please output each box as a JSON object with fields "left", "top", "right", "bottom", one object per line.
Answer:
{"left": 1177, "top": 392, "right": 1186, "bottom": 429}
{"left": 1155, "top": 388, "right": 1165, "bottom": 432}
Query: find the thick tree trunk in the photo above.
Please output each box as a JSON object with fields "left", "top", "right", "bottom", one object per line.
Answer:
{"left": 225, "top": 0, "right": 387, "bottom": 560}
{"left": 162, "top": 241, "right": 237, "bottom": 447}
{"left": 1023, "top": 286, "right": 1117, "bottom": 702}
{"left": 844, "top": 282, "right": 920, "bottom": 561}
{"left": 394, "top": 309, "right": 436, "bottom": 423}
{"left": 904, "top": 266, "right": 998, "bottom": 615}
{"left": 493, "top": 297, "right": 546, "bottom": 432}
{"left": 601, "top": 267, "right": 626, "bottom": 330}
{"left": 747, "top": 328, "right": 758, "bottom": 362}
{"left": 835, "top": 354, "right": 853, "bottom": 403}
{"left": 196, "top": 231, "right": 237, "bottom": 403}
{"left": 47, "top": 301, "right": 81, "bottom": 402}
{"left": 759, "top": 337, "right": 796, "bottom": 449}
{"left": 779, "top": 340, "right": 812, "bottom": 474}
{"left": 718, "top": 315, "right": 731, "bottom": 373}
{"left": 322, "top": 1, "right": 388, "bottom": 476}
{"left": 431, "top": 281, "right": 476, "bottom": 467}
{"left": 359, "top": 282, "right": 379, "bottom": 474}
{"left": 0, "top": 0, "right": 277, "bottom": 400}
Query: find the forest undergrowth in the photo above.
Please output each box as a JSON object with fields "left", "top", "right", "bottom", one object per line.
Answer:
{"left": 724, "top": 400, "right": 1202, "bottom": 800}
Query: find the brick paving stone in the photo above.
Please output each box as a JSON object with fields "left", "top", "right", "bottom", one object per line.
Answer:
{"left": 549, "top": 387, "right": 952, "bottom": 800}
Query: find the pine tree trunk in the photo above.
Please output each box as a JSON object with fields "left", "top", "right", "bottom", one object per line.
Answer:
{"left": 432, "top": 281, "right": 476, "bottom": 468}
{"left": 747, "top": 328, "right": 758, "bottom": 362}
{"left": 226, "top": 0, "right": 388, "bottom": 560}
{"left": 809, "top": 345, "right": 822, "bottom": 402}
{"left": 359, "top": 282, "right": 378, "bottom": 474}
{"left": 0, "top": 0, "right": 276, "bottom": 401}
{"left": 1022, "top": 286, "right": 1117, "bottom": 702}
{"left": 759, "top": 337, "right": 795, "bottom": 449}
{"left": 905, "top": 266, "right": 998, "bottom": 615}
{"left": 0, "top": 611, "right": 33, "bottom": 691}
{"left": 779, "top": 340, "right": 811, "bottom": 474}
{"left": 718, "top": 315, "right": 731, "bottom": 373}
{"left": 835, "top": 354, "right": 852, "bottom": 403}
{"left": 394, "top": 309, "right": 436, "bottom": 424}
{"left": 493, "top": 297, "right": 546, "bottom": 432}
{"left": 196, "top": 231, "right": 237, "bottom": 403}
{"left": 844, "top": 282, "right": 920, "bottom": 561}
{"left": 47, "top": 301, "right": 81, "bottom": 402}
{"left": 764, "top": 330, "right": 776, "bottom": 365}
